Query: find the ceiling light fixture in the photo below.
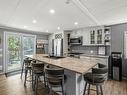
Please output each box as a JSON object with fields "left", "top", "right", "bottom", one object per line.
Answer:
{"left": 23, "top": 26, "right": 27, "bottom": 28}
{"left": 66, "top": 0, "right": 71, "bottom": 4}
{"left": 32, "top": 20, "right": 37, "bottom": 23}
{"left": 57, "top": 27, "right": 60, "bottom": 30}
{"left": 74, "top": 22, "right": 78, "bottom": 25}
{"left": 50, "top": 9, "right": 55, "bottom": 14}
{"left": 46, "top": 30, "right": 48, "bottom": 32}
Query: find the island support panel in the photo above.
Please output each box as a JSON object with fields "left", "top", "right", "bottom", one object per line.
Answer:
{"left": 64, "top": 70, "right": 85, "bottom": 95}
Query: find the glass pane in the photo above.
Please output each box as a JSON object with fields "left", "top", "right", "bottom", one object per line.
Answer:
{"left": 0, "top": 33, "right": 3, "bottom": 73}
{"left": 7, "top": 34, "right": 21, "bottom": 72}
{"left": 23, "top": 36, "right": 35, "bottom": 58}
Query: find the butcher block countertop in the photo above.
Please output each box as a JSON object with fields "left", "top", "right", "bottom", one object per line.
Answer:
{"left": 26, "top": 54, "right": 98, "bottom": 74}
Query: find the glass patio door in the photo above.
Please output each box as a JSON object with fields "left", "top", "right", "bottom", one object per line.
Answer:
{"left": 5, "top": 32, "right": 36, "bottom": 73}
{"left": 22, "top": 34, "right": 36, "bottom": 58}
{"left": 5, "top": 32, "right": 22, "bottom": 72}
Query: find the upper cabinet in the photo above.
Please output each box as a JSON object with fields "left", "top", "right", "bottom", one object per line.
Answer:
{"left": 70, "top": 26, "right": 111, "bottom": 46}
{"left": 90, "top": 30, "right": 96, "bottom": 44}
{"left": 70, "top": 29, "right": 90, "bottom": 45}
{"left": 90, "top": 28, "right": 105, "bottom": 45}
{"left": 97, "top": 29, "right": 103, "bottom": 44}
{"left": 90, "top": 26, "right": 111, "bottom": 45}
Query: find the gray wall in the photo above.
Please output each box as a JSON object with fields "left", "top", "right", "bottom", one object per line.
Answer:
{"left": 110, "top": 23, "right": 127, "bottom": 77}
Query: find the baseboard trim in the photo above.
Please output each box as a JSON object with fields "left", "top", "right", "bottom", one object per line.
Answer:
{"left": 5, "top": 70, "right": 21, "bottom": 77}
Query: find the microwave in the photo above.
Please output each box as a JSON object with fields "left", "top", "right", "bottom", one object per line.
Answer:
{"left": 70, "top": 37, "right": 82, "bottom": 45}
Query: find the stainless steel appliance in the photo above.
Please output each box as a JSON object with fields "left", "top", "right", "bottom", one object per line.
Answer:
{"left": 51, "top": 39, "right": 63, "bottom": 57}
{"left": 70, "top": 37, "right": 82, "bottom": 45}
{"left": 110, "top": 52, "right": 122, "bottom": 81}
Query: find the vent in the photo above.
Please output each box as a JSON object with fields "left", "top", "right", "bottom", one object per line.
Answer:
{"left": 55, "top": 33, "right": 62, "bottom": 39}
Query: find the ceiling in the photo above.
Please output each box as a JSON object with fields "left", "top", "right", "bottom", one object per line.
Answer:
{"left": 0, "top": 0, "right": 127, "bottom": 33}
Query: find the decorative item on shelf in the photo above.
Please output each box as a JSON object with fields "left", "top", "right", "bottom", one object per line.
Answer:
{"left": 37, "top": 43, "right": 44, "bottom": 48}
{"left": 104, "top": 27, "right": 111, "bottom": 45}
{"left": 36, "top": 38, "right": 48, "bottom": 54}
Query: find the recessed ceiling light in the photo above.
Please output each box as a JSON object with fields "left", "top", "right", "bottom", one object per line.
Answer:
{"left": 74, "top": 22, "right": 78, "bottom": 25}
{"left": 50, "top": 9, "right": 55, "bottom": 14}
{"left": 46, "top": 30, "right": 48, "bottom": 32}
{"left": 66, "top": 0, "right": 71, "bottom": 4}
{"left": 32, "top": 20, "right": 37, "bottom": 23}
{"left": 57, "top": 27, "right": 60, "bottom": 30}
{"left": 23, "top": 26, "right": 27, "bottom": 28}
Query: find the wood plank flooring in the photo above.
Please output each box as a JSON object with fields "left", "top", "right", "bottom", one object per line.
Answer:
{"left": 0, "top": 74, "right": 127, "bottom": 95}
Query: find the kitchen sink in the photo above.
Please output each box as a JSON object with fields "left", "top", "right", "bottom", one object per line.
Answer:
{"left": 43, "top": 56, "right": 65, "bottom": 59}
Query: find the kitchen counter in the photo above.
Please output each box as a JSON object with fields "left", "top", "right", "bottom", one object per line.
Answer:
{"left": 27, "top": 54, "right": 97, "bottom": 74}
{"left": 27, "top": 54, "right": 98, "bottom": 95}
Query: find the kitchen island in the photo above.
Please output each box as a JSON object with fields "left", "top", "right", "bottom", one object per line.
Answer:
{"left": 27, "top": 54, "right": 98, "bottom": 95}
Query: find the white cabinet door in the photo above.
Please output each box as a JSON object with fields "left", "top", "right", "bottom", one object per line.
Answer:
{"left": 90, "top": 27, "right": 105, "bottom": 45}
{"left": 83, "top": 31, "right": 90, "bottom": 45}
{"left": 96, "top": 29, "right": 105, "bottom": 45}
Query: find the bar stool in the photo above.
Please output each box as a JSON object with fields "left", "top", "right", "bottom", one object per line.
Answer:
{"left": 20, "top": 58, "right": 33, "bottom": 86}
{"left": 32, "top": 62, "right": 46, "bottom": 95}
{"left": 45, "top": 65, "right": 65, "bottom": 95}
{"left": 20, "top": 57, "right": 32, "bottom": 79}
{"left": 83, "top": 63, "right": 108, "bottom": 95}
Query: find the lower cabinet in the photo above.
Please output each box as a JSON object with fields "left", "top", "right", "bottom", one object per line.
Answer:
{"left": 80, "top": 56, "right": 109, "bottom": 66}
{"left": 96, "top": 57, "right": 108, "bottom": 66}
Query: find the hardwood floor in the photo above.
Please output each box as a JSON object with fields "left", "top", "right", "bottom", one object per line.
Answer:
{"left": 0, "top": 74, "right": 58, "bottom": 95}
{"left": 0, "top": 74, "right": 127, "bottom": 95}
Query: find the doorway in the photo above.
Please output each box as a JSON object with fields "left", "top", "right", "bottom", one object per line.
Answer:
{"left": 4, "top": 32, "right": 36, "bottom": 73}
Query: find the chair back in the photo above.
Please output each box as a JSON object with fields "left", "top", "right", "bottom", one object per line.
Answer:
{"left": 24, "top": 58, "right": 32, "bottom": 67}
{"left": 92, "top": 63, "right": 108, "bottom": 84}
{"left": 45, "top": 65, "right": 64, "bottom": 85}
{"left": 32, "top": 63, "right": 45, "bottom": 73}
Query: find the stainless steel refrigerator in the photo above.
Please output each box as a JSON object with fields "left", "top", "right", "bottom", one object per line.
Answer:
{"left": 52, "top": 39, "right": 63, "bottom": 57}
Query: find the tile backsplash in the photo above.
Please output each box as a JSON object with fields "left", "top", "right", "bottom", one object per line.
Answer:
{"left": 70, "top": 45, "right": 110, "bottom": 56}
